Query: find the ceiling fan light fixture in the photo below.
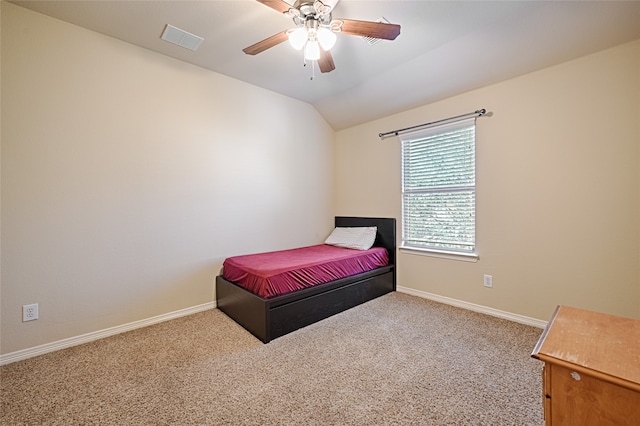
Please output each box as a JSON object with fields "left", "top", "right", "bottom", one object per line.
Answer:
{"left": 289, "top": 27, "right": 308, "bottom": 50}
{"left": 317, "top": 27, "right": 336, "bottom": 50}
{"left": 245, "top": 0, "right": 402, "bottom": 74}
{"left": 304, "top": 40, "right": 321, "bottom": 60}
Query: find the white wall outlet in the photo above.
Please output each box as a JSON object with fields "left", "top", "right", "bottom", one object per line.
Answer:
{"left": 483, "top": 274, "right": 493, "bottom": 288}
{"left": 23, "top": 303, "right": 39, "bottom": 322}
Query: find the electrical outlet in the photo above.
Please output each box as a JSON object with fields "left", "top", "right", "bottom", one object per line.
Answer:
{"left": 483, "top": 274, "right": 493, "bottom": 288}
{"left": 23, "top": 303, "right": 39, "bottom": 322}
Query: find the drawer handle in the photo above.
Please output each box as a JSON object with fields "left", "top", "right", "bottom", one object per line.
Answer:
{"left": 570, "top": 371, "right": 581, "bottom": 381}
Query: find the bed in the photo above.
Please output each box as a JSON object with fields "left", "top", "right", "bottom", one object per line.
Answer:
{"left": 215, "top": 216, "right": 396, "bottom": 343}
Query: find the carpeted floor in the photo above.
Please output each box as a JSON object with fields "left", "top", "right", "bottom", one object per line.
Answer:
{"left": 1, "top": 292, "right": 545, "bottom": 425}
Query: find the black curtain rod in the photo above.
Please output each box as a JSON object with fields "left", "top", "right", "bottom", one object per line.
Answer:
{"left": 379, "top": 108, "right": 486, "bottom": 140}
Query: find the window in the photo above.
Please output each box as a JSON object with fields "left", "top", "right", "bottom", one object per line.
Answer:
{"left": 401, "top": 117, "right": 476, "bottom": 255}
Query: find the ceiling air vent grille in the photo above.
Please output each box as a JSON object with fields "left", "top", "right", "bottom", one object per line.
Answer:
{"left": 362, "top": 17, "right": 391, "bottom": 46}
{"left": 161, "top": 24, "right": 204, "bottom": 51}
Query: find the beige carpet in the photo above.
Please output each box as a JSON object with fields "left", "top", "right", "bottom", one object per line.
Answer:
{"left": 1, "top": 292, "right": 545, "bottom": 425}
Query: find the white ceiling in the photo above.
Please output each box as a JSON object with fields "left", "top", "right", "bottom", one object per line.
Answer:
{"left": 10, "top": 0, "right": 640, "bottom": 130}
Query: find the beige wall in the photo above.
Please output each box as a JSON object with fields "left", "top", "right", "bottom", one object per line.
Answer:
{"left": 335, "top": 39, "right": 640, "bottom": 322}
{"left": 2, "top": 1, "right": 639, "bottom": 358}
{"left": 1, "top": 3, "right": 334, "bottom": 355}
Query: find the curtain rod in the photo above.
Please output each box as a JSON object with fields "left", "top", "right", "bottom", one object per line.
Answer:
{"left": 379, "top": 108, "right": 486, "bottom": 140}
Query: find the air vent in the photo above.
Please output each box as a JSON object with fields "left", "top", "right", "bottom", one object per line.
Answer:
{"left": 161, "top": 24, "right": 204, "bottom": 51}
{"left": 362, "top": 17, "right": 391, "bottom": 46}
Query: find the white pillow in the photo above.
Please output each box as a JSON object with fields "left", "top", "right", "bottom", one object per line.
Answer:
{"left": 324, "top": 226, "right": 377, "bottom": 250}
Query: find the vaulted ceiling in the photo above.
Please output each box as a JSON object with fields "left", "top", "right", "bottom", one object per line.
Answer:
{"left": 10, "top": 0, "right": 640, "bottom": 130}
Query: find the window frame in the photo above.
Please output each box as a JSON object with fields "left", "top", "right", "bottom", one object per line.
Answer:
{"left": 400, "top": 117, "right": 478, "bottom": 261}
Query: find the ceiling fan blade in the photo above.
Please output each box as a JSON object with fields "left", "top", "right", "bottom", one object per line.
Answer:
{"left": 338, "top": 19, "right": 401, "bottom": 40}
{"left": 243, "top": 31, "right": 289, "bottom": 55}
{"left": 318, "top": 49, "right": 335, "bottom": 73}
{"left": 257, "top": 0, "right": 292, "bottom": 14}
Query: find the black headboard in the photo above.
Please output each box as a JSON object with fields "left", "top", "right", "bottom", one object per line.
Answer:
{"left": 334, "top": 216, "right": 396, "bottom": 266}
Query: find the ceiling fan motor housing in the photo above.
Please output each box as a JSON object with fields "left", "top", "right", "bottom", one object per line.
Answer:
{"left": 292, "top": 0, "right": 333, "bottom": 25}
{"left": 296, "top": 1, "right": 317, "bottom": 16}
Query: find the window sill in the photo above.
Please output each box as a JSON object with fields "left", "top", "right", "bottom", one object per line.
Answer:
{"left": 399, "top": 246, "right": 479, "bottom": 262}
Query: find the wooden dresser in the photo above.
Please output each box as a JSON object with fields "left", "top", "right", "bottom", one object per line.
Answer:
{"left": 531, "top": 305, "right": 640, "bottom": 425}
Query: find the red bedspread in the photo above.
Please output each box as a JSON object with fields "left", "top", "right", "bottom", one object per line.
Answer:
{"left": 222, "top": 244, "right": 389, "bottom": 299}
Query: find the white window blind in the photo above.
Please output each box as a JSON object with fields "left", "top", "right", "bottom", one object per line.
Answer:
{"left": 401, "top": 117, "right": 476, "bottom": 253}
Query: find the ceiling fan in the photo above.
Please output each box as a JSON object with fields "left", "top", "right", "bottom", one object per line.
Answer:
{"left": 243, "top": 0, "right": 401, "bottom": 73}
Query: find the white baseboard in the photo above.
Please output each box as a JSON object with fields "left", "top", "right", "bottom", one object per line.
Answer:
{"left": 0, "top": 302, "right": 216, "bottom": 366}
{"left": 397, "top": 286, "right": 548, "bottom": 329}
{"left": 2, "top": 290, "right": 545, "bottom": 365}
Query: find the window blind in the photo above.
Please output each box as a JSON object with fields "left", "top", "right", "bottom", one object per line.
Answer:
{"left": 401, "top": 118, "right": 476, "bottom": 253}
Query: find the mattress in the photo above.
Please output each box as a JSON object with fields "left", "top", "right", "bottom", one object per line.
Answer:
{"left": 222, "top": 244, "right": 389, "bottom": 298}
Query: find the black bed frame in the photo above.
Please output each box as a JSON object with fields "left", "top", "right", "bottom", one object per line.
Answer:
{"left": 215, "top": 216, "right": 396, "bottom": 343}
